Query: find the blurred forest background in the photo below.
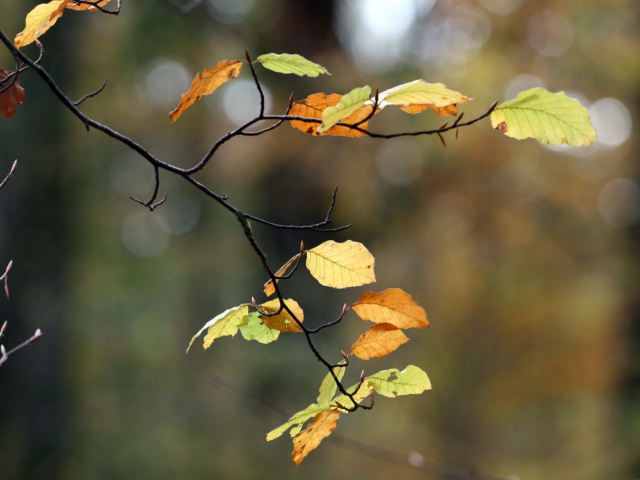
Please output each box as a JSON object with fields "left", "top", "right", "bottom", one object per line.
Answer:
{"left": 1, "top": 0, "right": 639, "bottom": 479}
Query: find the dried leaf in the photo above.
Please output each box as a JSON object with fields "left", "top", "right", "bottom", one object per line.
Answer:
{"left": 290, "top": 93, "right": 374, "bottom": 137}
{"left": 490, "top": 87, "right": 596, "bottom": 146}
{"left": 14, "top": 0, "right": 71, "bottom": 48}
{"left": 265, "top": 403, "right": 325, "bottom": 441}
{"left": 264, "top": 254, "right": 300, "bottom": 297}
{"left": 291, "top": 411, "right": 341, "bottom": 466}
{"left": 0, "top": 70, "right": 26, "bottom": 119}
{"left": 186, "top": 304, "right": 249, "bottom": 352}
{"left": 349, "top": 323, "right": 409, "bottom": 360}
{"left": 374, "top": 80, "right": 469, "bottom": 117}
{"left": 317, "top": 86, "right": 371, "bottom": 133}
{"left": 256, "top": 53, "right": 330, "bottom": 77}
{"left": 367, "top": 365, "right": 431, "bottom": 397}
{"left": 259, "top": 298, "right": 304, "bottom": 332}
{"left": 317, "top": 361, "right": 346, "bottom": 409}
{"left": 351, "top": 288, "right": 429, "bottom": 328}
{"left": 238, "top": 312, "right": 280, "bottom": 344}
{"left": 66, "top": 0, "right": 111, "bottom": 10}
{"left": 306, "top": 240, "right": 375, "bottom": 289}
{"left": 169, "top": 60, "right": 243, "bottom": 122}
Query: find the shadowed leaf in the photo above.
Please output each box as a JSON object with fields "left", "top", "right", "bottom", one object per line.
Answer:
{"left": 256, "top": 53, "right": 330, "bottom": 77}
{"left": 291, "top": 410, "right": 341, "bottom": 466}
{"left": 349, "top": 323, "right": 409, "bottom": 360}
{"left": 351, "top": 288, "right": 429, "bottom": 328}
{"left": 306, "top": 240, "right": 375, "bottom": 289}
{"left": 259, "top": 298, "right": 304, "bottom": 332}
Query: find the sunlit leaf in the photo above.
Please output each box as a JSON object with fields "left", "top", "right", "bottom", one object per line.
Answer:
{"left": 238, "top": 312, "right": 280, "bottom": 344}
{"left": 291, "top": 410, "right": 340, "bottom": 466}
{"left": 317, "top": 86, "right": 371, "bottom": 133}
{"left": 349, "top": 323, "right": 409, "bottom": 360}
{"left": 66, "top": 0, "right": 110, "bottom": 10}
{"left": 256, "top": 53, "right": 330, "bottom": 77}
{"left": 264, "top": 254, "right": 300, "bottom": 297}
{"left": 0, "top": 70, "right": 26, "bottom": 119}
{"left": 169, "top": 59, "right": 243, "bottom": 122}
{"left": 14, "top": 0, "right": 70, "bottom": 48}
{"left": 350, "top": 288, "right": 429, "bottom": 328}
{"left": 490, "top": 87, "right": 596, "bottom": 146}
{"left": 375, "top": 80, "right": 469, "bottom": 116}
{"left": 265, "top": 403, "right": 325, "bottom": 441}
{"left": 317, "top": 361, "right": 346, "bottom": 409}
{"left": 330, "top": 382, "right": 374, "bottom": 411}
{"left": 367, "top": 365, "right": 431, "bottom": 397}
{"left": 186, "top": 304, "right": 249, "bottom": 352}
{"left": 289, "top": 93, "right": 374, "bottom": 138}
{"left": 259, "top": 298, "right": 304, "bottom": 332}
{"left": 306, "top": 240, "right": 375, "bottom": 289}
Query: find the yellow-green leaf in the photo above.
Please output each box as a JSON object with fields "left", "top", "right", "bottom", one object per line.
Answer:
{"left": 256, "top": 53, "right": 330, "bottom": 77}
{"left": 238, "top": 312, "right": 280, "bottom": 344}
{"left": 490, "top": 87, "right": 596, "bottom": 147}
{"left": 186, "top": 304, "right": 248, "bottom": 352}
{"left": 350, "top": 288, "right": 429, "bottom": 328}
{"left": 330, "top": 382, "right": 374, "bottom": 411}
{"left": 291, "top": 410, "right": 340, "bottom": 466}
{"left": 349, "top": 323, "right": 409, "bottom": 360}
{"left": 317, "top": 361, "right": 347, "bottom": 409}
{"left": 306, "top": 240, "right": 375, "bottom": 289}
{"left": 375, "top": 80, "right": 469, "bottom": 116}
{"left": 259, "top": 298, "right": 304, "bottom": 332}
{"left": 367, "top": 365, "right": 431, "bottom": 397}
{"left": 318, "top": 86, "right": 371, "bottom": 133}
{"left": 14, "top": 0, "right": 70, "bottom": 48}
{"left": 265, "top": 403, "right": 326, "bottom": 441}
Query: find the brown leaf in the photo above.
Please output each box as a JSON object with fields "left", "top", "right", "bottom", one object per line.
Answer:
{"left": 14, "top": 0, "right": 71, "bottom": 48}
{"left": 264, "top": 254, "right": 300, "bottom": 297}
{"left": 0, "top": 70, "right": 26, "bottom": 119}
{"left": 169, "top": 60, "right": 243, "bottom": 122}
{"left": 259, "top": 298, "right": 304, "bottom": 332}
{"left": 351, "top": 288, "right": 429, "bottom": 329}
{"left": 66, "top": 0, "right": 110, "bottom": 10}
{"left": 349, "top": 323, "right": 410, "bottom": 360}
{"left": 291, "top": 410, "right": 340, "bottom": 466}
{"left": 289, "top": 93, "right": 374, "bottom": 137}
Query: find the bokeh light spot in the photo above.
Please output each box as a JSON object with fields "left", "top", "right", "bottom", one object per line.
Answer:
{"left": 598, "top": 178, "right": 640, "bottom": 229}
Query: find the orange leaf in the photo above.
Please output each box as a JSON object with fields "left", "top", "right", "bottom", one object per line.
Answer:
{"left": 0, "top": 70, "right": 26, "bottom": 119}
{"left": 264, "top": 254, "right": 300, "bottom": 297}
{"left": 349, "top": 323, "right": 409, "bottom": 360}
{"left": 14, "top": 0, "right": 71, "bottom": 48}
{"left": 291, "top": 410, "right": 340, "bottom": 466}
{"left": 259, "top": 298, "right": 304, "bottom": 332}
{"left": 398, "top": 103, "right": 459, "bottom": 116}
{"left": 351, "top": 288, "right": 429, "bottom": 329}
{"left": 169, "top": 60, "right": 243, "bottom": 122}
{"left": 66, "top": 0, "right": 110, "bottom": 10}
{"left": 289, "top": 93, "right": 374, "bottom": 138}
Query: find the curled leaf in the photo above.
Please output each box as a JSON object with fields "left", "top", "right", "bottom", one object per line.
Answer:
{"left": 375, "top": 80, "right": 469, "bottom": 116}
{"left": 306, "top": 240, "right": 375, "bottom": 289}
{"left": 169, "top": 60, "right": 243, "bottom": 121}
{"left": 317, "top": 86, "right": 371, "bottom": 133}
{"left": 490, "top": 87, "right": 596, "bottom": 146}
{"left": 349, "top": 323, "right": 409, "bottom": 360}
{"left": 291, "top": 410, "right": 341, "bottom": 466}
{"left": 14, "top": 0, "right": 70, "bottom": 48}
{"left": 256, "top": 53, "right": 330, "bottom": 77}
{"left": 264, "top": 254, "right": 300, "bottom": 297}
{"left": 259, "top": 298, "right": 304, "bottom": 332}
{"left": 351, "top": 288, "right": 429, "bottom": 328}
{"left": 186, "top": 304, "right": 249, "bottom": 352}
{"left": 0, "top": 70, "right": 26, "bottom": 119}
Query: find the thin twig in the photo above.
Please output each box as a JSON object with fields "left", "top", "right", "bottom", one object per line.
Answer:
{"left": 73, "top": 79, "right": 108, "bottom": 106}
{"left": 0, "top": 328, "right": 43, "bottom": 366}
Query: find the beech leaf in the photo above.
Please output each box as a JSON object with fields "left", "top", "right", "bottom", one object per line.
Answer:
{"left": 264, "top": 254, "right": 300, "bottom": 297}
{"left": 330, "top": 382, "right": 374, "bottom": 411}
{"left": 306, "top": 240, "right": 376, "bottom": 289}
{"left": 265, "top": 403, "right": 326, "bottom": 441}
{"left": 375, "top": 80, "right": 469, "bottom": 116}
{"left": 367, "top": 365, "right": 432, "bottom": 397}
{"left": 317, "top": 86, "right": 371, "bottom": 133}
{"left": 238, "top": 312, "right": 280, "bottom": 344}
{"left": 14, "top": 0, "right": 70, "bottom": 48}
{"left": 66, "top": 0, "right": 111, "bottom": 10}
{"left": 169, "top": 60, "right": 243, "bottom": 122}
{"left": 259, "top": 298, "right": 304, "bottom": 332}
{"left": 290, "top": 93, "right": 375, "bottom": 138}
{"left": 490, "top": 87, "right": 596, "bottom": 147}
{"left": 351, "top": 288, "right": 429, "bottom": 328}
{"left": 291, "top": 410, "right": 341, "bottom": 466}
{"left": 256, "top": 53, "right": 330, "bottom": 77}
{"left": 317, "top": 361, "right": 347, "bottom": 409}
{"left": 349, "top": 323, "right": 409, "bottom": 360}
{"left": 186, "top": 304, "right": 249, "bottom": 352}
{"left": 0, "top": 70, "right": 26, "bottom": 119}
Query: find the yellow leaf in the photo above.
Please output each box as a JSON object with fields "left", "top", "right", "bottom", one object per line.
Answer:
{"left": 306, "top": 240, "right": 375, "bottom": 289}
{"left": 289, "top": 93, "right": 374, "bottom": 138}
{"left": 14, "top": 0, "right": 71, "bottom": 48}
{"left": 259, "top": 298, "right": 304, "bottom": 332}
{"left": 348, "top": 323, "right": 409, "bottom": 360}
{"left": 351, "top": 288, "right": 429, "bottom": 328}
{"left": 375, "top": 80, "right": 469, "bottom": 117}
{"left": 66, "top": 0, "right": 110, "bottom": 10}
{"left": 169, "top": 60, "right": 243, "bottom": 122}
{"left": 291, "top": 410, "right": 341, "bottom": 466}
{"left": 264, "top": 254, "right": 300, "bottom": 297}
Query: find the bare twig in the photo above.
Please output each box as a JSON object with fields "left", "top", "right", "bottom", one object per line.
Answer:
{"left": 73, "top": 79, "right": 108, "bottom": 106}
{"left": 0, "top": 328, "right": 43, "bottom": 366}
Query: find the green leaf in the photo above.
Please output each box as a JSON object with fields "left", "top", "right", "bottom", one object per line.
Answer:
{"left": 256, "top": 53, "right": 330, "bottom": 77}
{"left": 238, "top": 312, "right": 280, "bottom": 344}
{"left": 490, "top": 87, "right": 596, "bottom": 147}
{"left": 330, "top": 382, "right": 374, "bottom": 411}
{"left": 366, "top": 365, "right": 431, "bottom": 398}
{"left": 317, "top": 361, "right": 347, "bottom": 409}
{"left": 318, "top": 86, "right": 371, "bottom": 133}
{"left": 186, "top": 304, "right": 249, "bottom": 353}
{"left": 265, "top": 403, "right": 326, "bottom": 441}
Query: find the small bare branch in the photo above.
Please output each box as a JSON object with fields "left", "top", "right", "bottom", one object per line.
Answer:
{"left": 73, "top": 79, "right": 108, "bottom": 106}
